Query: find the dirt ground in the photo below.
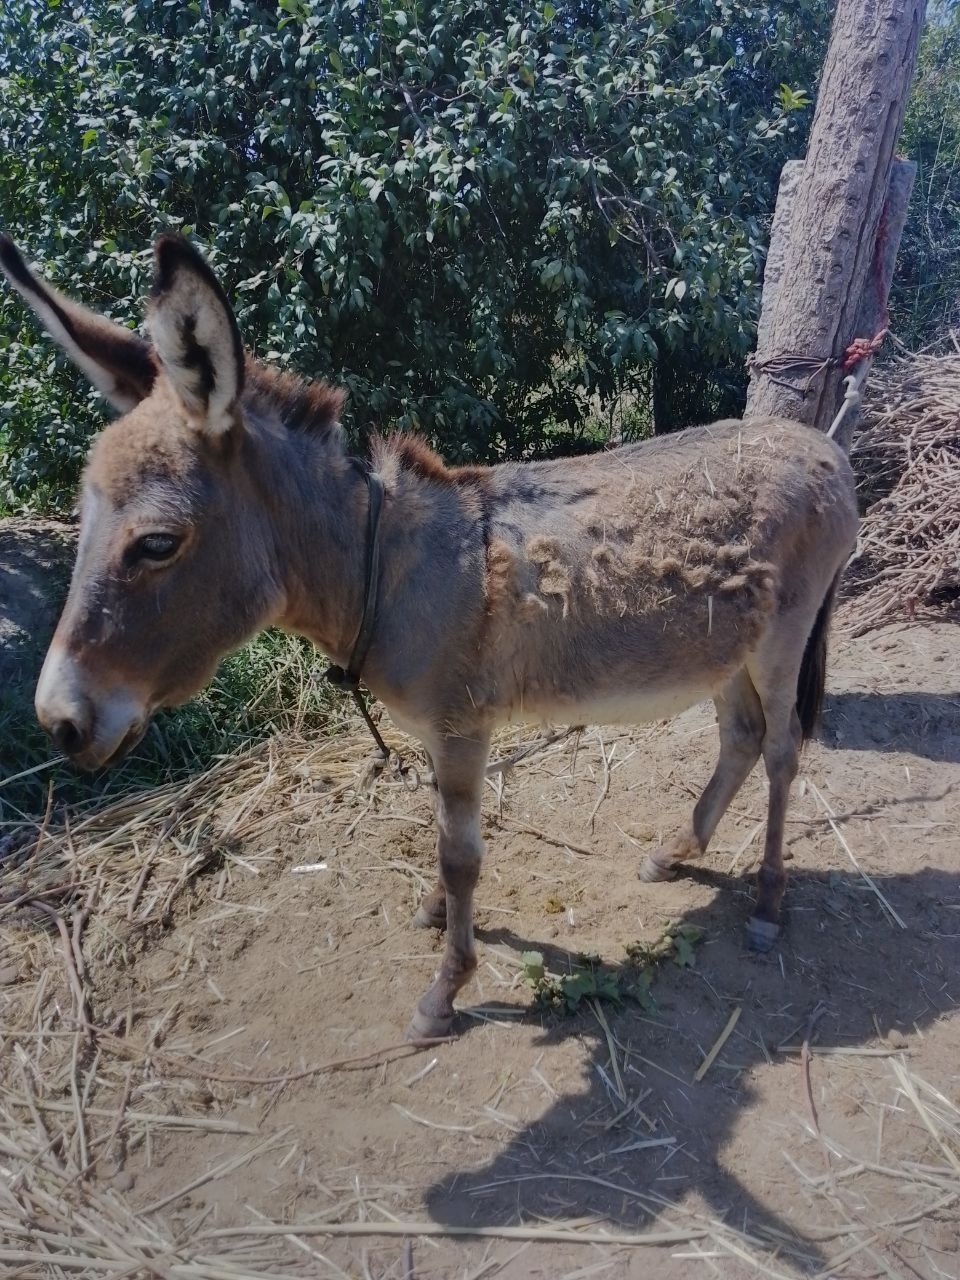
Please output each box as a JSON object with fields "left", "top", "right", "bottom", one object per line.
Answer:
{"left": 1, "top": 522, "right": 959, "bottom": 1278}
{"left": 0, "top": 517, "right": 73, "bottom": 683}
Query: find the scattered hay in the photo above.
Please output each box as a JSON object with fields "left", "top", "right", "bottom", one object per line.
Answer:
{"left": 0, "top": 1105, "right": 292, "bottom": 1279}
{"left": 844, "top": 350, "right": 960, "bottom": 634}
{"left": 0, "top": 718, "right": 618, "bottom": 1271}
{"left": 778, "top": 1057, "right": 960, "bottom": 1274}
{"left": 2, "top": 709, "right": 958, "bottom": 1277}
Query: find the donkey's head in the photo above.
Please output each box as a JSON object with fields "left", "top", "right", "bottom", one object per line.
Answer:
{"left": 1, "top": 235, "right": 292, "bottom": 768}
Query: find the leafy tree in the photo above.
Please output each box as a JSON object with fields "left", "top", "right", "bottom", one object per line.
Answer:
{"left": 891, "top": 5, "right": 960, "bottom": 346}
{"left": 1, "top": 0, "right": 832, "bottom": 510}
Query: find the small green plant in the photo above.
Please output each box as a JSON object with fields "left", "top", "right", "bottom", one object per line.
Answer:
{"left": 521, "top": 950, "right": 624, "bottom": 1014}
{"left": 626, "top": 922, "right": 705, "bottom": 970}
{"left": 521, "top": 923, "right": 705, "bottom": 1016}
{"left": 776, "top": 84, "right": 812, "bottom": 114}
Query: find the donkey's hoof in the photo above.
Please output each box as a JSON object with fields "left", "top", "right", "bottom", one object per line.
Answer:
{"left": 639, "top": 855, "right": 676, "bottom": 884}
{"left": 412, "top": 903, "right": 447, "bottom": 930}
{"left": 405, "top": 1008, "right": 454, "bottom": 1042}
{"left": 745, "top": 917, "right": 780, "bottom": 952}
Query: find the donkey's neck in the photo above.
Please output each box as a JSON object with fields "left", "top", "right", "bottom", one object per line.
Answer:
{"left": 249, "top": 423, "right": 368, "bottom": 664}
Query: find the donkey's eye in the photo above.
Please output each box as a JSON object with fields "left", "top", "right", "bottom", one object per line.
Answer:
{"left": 135, "top": 533, "right": 181, "bottom": 562}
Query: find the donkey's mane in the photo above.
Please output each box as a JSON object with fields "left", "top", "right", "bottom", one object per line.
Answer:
{"left": 244, "top": 357, "right": 489, "bottom": 490}
{"left": 243, "top": 359, "right": 345, "bottom": 439}
{"left": 382, "top": 433, "right": 490, "bottom": 488}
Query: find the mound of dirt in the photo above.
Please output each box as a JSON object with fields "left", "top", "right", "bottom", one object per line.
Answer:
{"left": 0, "top": 516, "right": 73, "bottom": 685}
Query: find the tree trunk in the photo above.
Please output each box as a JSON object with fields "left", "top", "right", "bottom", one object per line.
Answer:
{"left": 755, "top": 157, "right": 915, "bottom": 446}
{"left": 746, "top": 0, "right": 926, "bottom": 431}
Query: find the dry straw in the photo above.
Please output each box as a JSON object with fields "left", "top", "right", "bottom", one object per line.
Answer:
{"left": 2, "top": 671, "right": 958, "bottom": 1276}
{"left": 844, "top": 348, "right": 960, "bottom": 634}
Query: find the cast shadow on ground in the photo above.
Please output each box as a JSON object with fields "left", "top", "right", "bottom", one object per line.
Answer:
{"left": 821, "top": 690, "right": 960, "bottom": 763}
{"left": 425, "top": 865, "right": 960, "bottom": 1271}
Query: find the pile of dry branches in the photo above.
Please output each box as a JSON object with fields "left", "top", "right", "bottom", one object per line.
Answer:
{"left": 843, "top": 349, "right": 960, "bottom": 635}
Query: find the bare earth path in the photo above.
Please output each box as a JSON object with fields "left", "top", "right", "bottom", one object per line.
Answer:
{"left": 1, "top": 523, "right": 958, "bottom": 1278}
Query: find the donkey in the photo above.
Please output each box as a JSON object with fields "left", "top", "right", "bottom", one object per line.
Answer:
{"left": 1, "top": 234, "right": 858, "bottom": 1039}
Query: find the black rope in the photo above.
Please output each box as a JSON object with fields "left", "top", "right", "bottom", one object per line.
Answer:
{"left": 745, "top": 330, "right": 887, "bottom": 396}
{"left": 324, "top": 464, "right": 389, "bottom": 759}
{"left": 350, "top": 687, "right": 390, "bottom": 759}
{"left": 745, "top": 351, "right": 836, "bottom": 395}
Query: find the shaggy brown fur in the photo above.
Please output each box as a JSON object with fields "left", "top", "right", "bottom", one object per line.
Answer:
{"left": 244, "top": 360, "right": 346, "bottom": 437}
{"left": 386, "top": 435, "right": 491, "bottom": 488}
{"left": 3, "top": 234, "right": 860, "bottom": 1046}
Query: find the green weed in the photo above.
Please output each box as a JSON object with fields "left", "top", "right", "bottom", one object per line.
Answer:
{"left": 521, "top": 923, "right": 705, "bottom": 1016}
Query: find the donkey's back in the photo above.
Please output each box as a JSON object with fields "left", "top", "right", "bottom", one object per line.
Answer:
{"left": 430, "top": 417, "right": 856, "bottom": 736}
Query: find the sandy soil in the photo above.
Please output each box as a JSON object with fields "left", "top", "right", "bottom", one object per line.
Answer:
{"left": 1, "top": 521, "right": 959, "bottom": 1279}
{"left": 86, "top": 627, "right": 960, "bottom": 1276}
{"left": 0, "top": 517, "right": 72, "bottom": 684}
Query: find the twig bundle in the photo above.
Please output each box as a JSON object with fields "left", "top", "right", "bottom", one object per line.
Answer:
{"left": 843, "top": 350, "right": 960, "bottom": 634}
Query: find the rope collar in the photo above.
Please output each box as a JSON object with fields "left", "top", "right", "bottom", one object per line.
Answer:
{"left": 324, "top": 463, "right": 389, "bottom": 757}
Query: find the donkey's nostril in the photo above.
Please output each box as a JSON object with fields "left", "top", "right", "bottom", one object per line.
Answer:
{"left": 51, "top": 717, "right": 90, "bottom": 757}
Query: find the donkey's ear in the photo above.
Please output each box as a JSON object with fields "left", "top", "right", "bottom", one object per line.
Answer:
{"left": 149, "top": 235, "right": 244, "bottom": 436}
{"left": 0, "top": 235, "right": 157, "bottom": 412}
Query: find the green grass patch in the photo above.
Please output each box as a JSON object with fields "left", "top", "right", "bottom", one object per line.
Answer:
{"left": 0, "top": 630, "right": 339, "bottom": 827}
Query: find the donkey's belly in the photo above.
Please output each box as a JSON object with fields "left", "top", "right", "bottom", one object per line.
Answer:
{"left": 498, "top": 680, "right": 715, "bottom": 729}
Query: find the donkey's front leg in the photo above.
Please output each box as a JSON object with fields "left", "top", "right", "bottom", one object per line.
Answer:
{"left": 406, "top": 736, "right": 489, "bottom": 1039}
{"left": 411, "top": 747, "right": 450, "bottom": 929}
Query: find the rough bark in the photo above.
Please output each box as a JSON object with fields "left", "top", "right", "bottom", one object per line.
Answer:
{"left": 837, "top": 157, "right": 916, "bottom": 448}
{"left": 746, "top": 0, "right": 926, "bottom": 431}
{"left": 755, "top": 158, "right": 915, "bottom": 446}
{"left": 753, "top": 161, "right": 804, "bottom": 365}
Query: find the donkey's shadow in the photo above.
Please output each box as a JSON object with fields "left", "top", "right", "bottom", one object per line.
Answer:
{"left": 425, "top": 866, "right": 960, "bottom": 1269}
{"left": 822, "top": 690, "right": 960, "bottom": 763}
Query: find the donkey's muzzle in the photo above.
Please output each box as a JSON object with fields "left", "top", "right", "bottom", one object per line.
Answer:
{"left": 36, "top": 645, "right": 147, "bottom": 770}
{"left": 49, "top": 715, "right": 92, "bottom": 759}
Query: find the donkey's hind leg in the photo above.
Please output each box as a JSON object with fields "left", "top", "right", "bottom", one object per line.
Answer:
{"left": 406, "top": 733, "right": 490, "bottom": 1040}
{"left": 743, "top": 656, "right": 803, "bottom": 952}
{"left": 639, "top": 669, "right": 764, "bottom": 883}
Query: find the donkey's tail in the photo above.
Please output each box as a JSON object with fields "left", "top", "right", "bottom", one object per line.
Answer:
{"left": 797, "top": 573, "right": 841, "bottom": 744}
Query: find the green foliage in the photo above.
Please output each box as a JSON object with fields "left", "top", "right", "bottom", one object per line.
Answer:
{"left": 521, "top": 950, "right": 628, "bottom": 1013}
{"left": 626, "top": 921, "right": 705, "bottom": 969}
{"left": 890, "top": 7, "right": 960, "bottom": 347}
{"left": 521, "top": 922, "right": 704, "bottom": 1015}
{"left": 0, "top": 0, "right": 833, "bottom": 510}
